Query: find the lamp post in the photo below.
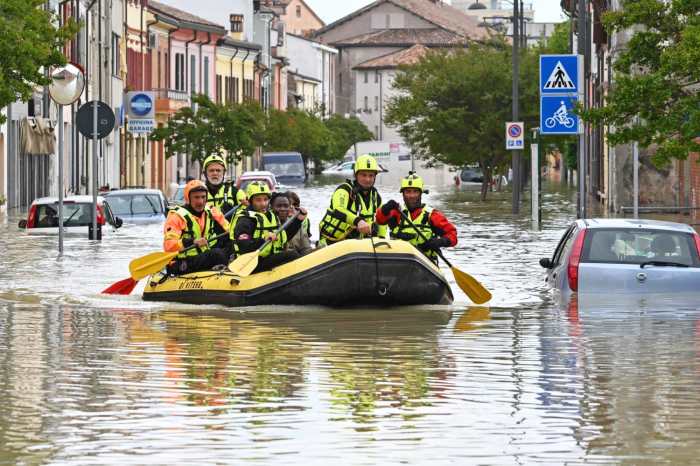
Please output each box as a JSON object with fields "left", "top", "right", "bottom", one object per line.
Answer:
{"left": 48, "top": 64, "right": 85, "bottom": 254}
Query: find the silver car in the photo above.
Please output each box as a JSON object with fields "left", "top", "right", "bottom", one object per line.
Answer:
{"left": 540, "top": 218, "right": 700, "bottom": 294}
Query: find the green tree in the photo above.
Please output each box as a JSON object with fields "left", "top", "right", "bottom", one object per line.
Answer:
{"left": 0, "top": 0, "right": 78, "bottom": 123}
{"left": 579, "top": 0, "right": 700, "bottom": 166}
{"left": 324, "top": 114, "right": 374, "bottom": 160}
{"left": 150, "top": 94, "right": 264, "bottom": 165}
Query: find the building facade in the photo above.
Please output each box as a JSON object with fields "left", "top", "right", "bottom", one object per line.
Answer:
{"left": 286, "top": 34, "right": 337, "bottom": 115}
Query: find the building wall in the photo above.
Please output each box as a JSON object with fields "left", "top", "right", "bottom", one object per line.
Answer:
{"left": 354, "top": 69, "right": 401, "bottom": 141}
{"left": 335, "top": 46, "right": 400, "bottom": 115}
{"left": 280, "top": 0, "right": 324, "bottom": 36}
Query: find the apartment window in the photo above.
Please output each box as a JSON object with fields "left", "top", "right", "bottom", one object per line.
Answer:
{"left": 157, "top": 51, "right": 162, "bottom": 88}
{"left": 296, "top": 5, "right": 301, "bottom": 17}
{"left": 165, "top": 52, "right": 169, "bottom": 88}
{"left": 243, "top": 79, "right": 254, "bottom": 101}
{"left": 233, "top": 77, "right": 240, "bottom": 103}
{"left": 374, "top": 71, "right": 379, "bottom": 83}
{"left": 364, "top": 71, "right": 368, "bottom": 84}
{"left": 374, "top": 96, "right": 379, "bottom": 111}
{"left": 190, "top": 55, "right": 196, "bottom": 94}
{"left": 364, "top": 96, "right": 368, "bottom": 111}
{"left": 111, "top": 33, "right": 120, "bottom": 76}
{"left": 175, "top": 53, "right": 185, "bottom": 91}
{"left": 204, "top": 56, "right": 210, "bottom": 96}
{"left": 230, "top": 14, "right": 243, "bottom": 33}
{"left": 375, "top": 126, "right": 379, "bottom": 139}
{"left": 216, "top": 75, "right": 222, "bottom": 104}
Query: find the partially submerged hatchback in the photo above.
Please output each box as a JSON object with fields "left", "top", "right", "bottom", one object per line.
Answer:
{"left": 541, "top": 219, "right": 700, "bottom": 294}
{"left": 104, "top": 188, "right": 168, "bottom": 224}
{"left": 19, "top": 195, "right": 122, "bottom": 235}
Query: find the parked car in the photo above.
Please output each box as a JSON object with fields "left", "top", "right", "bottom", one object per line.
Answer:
{"left": 322, "top": 161, "right": 389, "bottom": 177}
{"left": 18, "top": 195, "right": 122, "bottom": 235}
{"left": 460, "top": 167, "right": 484, "bottom": 183}
{"left": 169, "top": 184, "right": 186, "bottom": 207}
{"left": 540, "top": 218, "right": 700, "bottom": 294}
{"left": 263, "top": 152, "right": 306, "bottom": 183}
{"left": 104, "top": 189, "right": 168, "bottom": 224}
{"left": 235, "top": 171, "right": 279, "bottom": 192}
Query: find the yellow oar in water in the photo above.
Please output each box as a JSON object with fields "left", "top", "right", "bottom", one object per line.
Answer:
{"left": 398, "top": 210, "right": 492, "bottom": 304}
{"left": 228, "top": 214, "right": 297, "bottom": 277}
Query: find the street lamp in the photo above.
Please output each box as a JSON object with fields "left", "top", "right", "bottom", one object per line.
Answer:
{"left": 49, "top": 63, "right": 85, "bottom": 254}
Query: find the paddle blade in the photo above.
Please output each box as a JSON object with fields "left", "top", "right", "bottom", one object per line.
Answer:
{"left": 228, "top": 251, "right": 259, "bottom": 277}
{"left": 451, "top": 267, "right": 492, "bottom": 304}
{"left": 129, "top": 251, "right": 177, "bottom": 280}
{"left": 102, "top": 277, "right": 138, "bottom": 295}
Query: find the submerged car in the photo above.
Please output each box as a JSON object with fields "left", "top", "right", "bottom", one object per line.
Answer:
{"left": 104, "top": 189, "right": 168, "bottom": 224}
{"left": 19, "top": 195, "right": 122, "bottom": 235}
{"left": 540, "top": 218, "right": 700, "bottom": 294}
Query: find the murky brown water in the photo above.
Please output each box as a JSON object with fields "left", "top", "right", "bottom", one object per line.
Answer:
{"left": 2, "top": 179, "right": 700, "bottom": 465}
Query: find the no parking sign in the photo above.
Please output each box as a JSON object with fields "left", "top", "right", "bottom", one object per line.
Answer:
{"left": 506, "top": 122, "right": 524, "bottom": 150}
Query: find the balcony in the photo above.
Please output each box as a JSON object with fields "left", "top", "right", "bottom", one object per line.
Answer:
{"left": 153, "top": 88, "right": 191, "bottom": 114}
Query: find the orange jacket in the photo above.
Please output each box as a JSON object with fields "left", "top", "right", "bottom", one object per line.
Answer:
{"left": 163, "top": 206, "right": 229, "bottom": 253}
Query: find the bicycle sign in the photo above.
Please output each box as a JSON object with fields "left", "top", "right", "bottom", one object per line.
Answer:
{"left": 506, "top": 122, "right": 524, "bottom": 150}
{"left": 540, "top": 95, "right": 579, "bottom": 135}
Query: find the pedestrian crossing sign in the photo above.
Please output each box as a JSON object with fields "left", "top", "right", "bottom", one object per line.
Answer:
{"left": 540, "top": 55, "right": 582, "bottom": 95}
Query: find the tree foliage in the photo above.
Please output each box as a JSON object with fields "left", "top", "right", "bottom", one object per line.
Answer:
{"left": 150, "top": 94, "right": 264, "bottom": 165}
{"left": 0, "top": 0, "right": 79, "bottom": 123}
{"left": 579, "top": 0, "right": 700, "bottom": 166}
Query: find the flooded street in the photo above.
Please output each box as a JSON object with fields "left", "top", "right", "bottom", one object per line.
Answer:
{"left": 2, "top": 179, "right": 700, "bottom": 465}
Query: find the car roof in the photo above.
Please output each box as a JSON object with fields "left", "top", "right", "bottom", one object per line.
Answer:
{"left": 582, "top": 218, "right": 696, "bottom": 234}
{"left": 32, "top": 195, "right": 105, "bottom": 204}
{"left": 240, "top": 171, "right": 276, "bottom": 179}
{"left": 105, "top": 189, "right": 164, "bottom": 196}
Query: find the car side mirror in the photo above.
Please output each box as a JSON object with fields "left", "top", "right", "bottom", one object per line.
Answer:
{"left": 539, "top": 258, "right": 553, "bottom": 269}
{"left": 18, "top": 219, "right": 27, "bottom": 229}
{"left": 114, "top": 217, "right": 123, "bottom": 229}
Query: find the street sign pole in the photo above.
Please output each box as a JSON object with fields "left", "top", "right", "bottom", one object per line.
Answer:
{"left": 577, "top": 0, "right": 587, "bottom": 219}
{"left": 512, "top": 0, "right": 520, "bottom": 215}
{"left": 57, "top": 106, "right": 64, "bottom": 254}
{"left": 92, "top": 99, "right": 99, "bottom": 240}
{"left": 531, "top": 129, "right": 540, "bottom": 229}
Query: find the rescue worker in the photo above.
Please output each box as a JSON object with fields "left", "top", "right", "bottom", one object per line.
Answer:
{"left": 202, "top": 154, "right": 246, "bottom": 216}
{"left": 318, "top": 154, "right": 387, "bottom": 246}
{"left": 163, "top": 180, "right": 230, "bottom": 275}
{"left": 230, "top": 181, "right": 307, "bottom": 273}
{"left": 375, "top": 172, "right": 457, "bottom": 264}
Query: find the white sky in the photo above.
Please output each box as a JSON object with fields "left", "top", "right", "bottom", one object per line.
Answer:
{"left": 305, "top": 0, "right": 567, "bottom": 24}
{"left": 160, "top": 0, "right": 567, "bottom": 29}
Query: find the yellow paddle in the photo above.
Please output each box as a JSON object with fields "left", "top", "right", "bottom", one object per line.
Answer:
{"left": 228, "top": 215, "right": 297, "bottom": 277}
{"left": 398, "top": 209, "right": 492, "bottom": 304}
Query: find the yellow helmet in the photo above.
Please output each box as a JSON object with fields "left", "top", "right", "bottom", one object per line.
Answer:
{"left": 202, "top": 154, "right": 227, "bottom": 172}
{"left": 354, "top": 154, "right": 380, "bottom": 174}
{"left": 245, "top": 181, "right": 272, "bottom": 200}
{"left": 400, "top": 172, "right": 424, "bottom": 192}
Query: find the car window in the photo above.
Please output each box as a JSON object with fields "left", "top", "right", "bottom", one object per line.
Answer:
{"left": 37, "top": 203, "right": 94, "bottom": 227}
{"left": 582, "top": 228, "right": 700, "bottom": 266}
{"left": 552, "top": 225, "right": 576, "bottom": 266}
{"left": 106, "top": 194, "right": 163, "bottom": 215}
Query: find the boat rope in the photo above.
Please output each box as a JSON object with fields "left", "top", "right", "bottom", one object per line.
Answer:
{"left": 369, "top": 233, "right": 387, "bottom": 296}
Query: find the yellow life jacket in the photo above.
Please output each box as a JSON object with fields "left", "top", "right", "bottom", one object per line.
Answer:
{"left": 391, "top": 206, "right": 437, "bottom": 262}
{"left": 319, "top": 181, "right": 382, "bottom": 243}
{"left": 230, "top": 208, "right": 287, "bottom": 258}
{"left": 171, "top": 206, "right": 218, "bottom": 259}
{"left": 207, "top": 182, "right": 243, "bottom": 213}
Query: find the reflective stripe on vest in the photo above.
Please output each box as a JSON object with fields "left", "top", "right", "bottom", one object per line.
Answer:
{"left": 319, "top": 183, "right": 379, "bottom": 242}
{"left": 231, "top": 209, "right": 287, "bottom": 258}
{"left": 207, "top": 183, "right": 238, "bottom": 211}
{"left": 173, "top": 205, "right": 217, "bottom": 259}
{"left": 391, "top": 206, "right": 437, "bottom": 261}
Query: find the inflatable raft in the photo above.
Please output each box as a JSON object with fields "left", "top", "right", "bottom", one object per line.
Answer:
{"left": 143, "top": 239, "right": 453, "bottom": 306}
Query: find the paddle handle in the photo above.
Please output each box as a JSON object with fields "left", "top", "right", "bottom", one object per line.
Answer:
{"left": 398, "top": 209, "right": 452, "bottom": 268}
{"left": 178, "top": 204, "right": 241, "bottom": 254}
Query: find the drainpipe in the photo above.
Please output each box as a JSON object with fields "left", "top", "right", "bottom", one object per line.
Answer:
{"left": 242, "top": 50, "right": 251, "bottom": 102}
{"left": 229, "top": 48, "right": 239, "bottom": 103}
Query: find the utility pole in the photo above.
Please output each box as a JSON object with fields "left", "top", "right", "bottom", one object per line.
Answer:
{"left": 511, "top": 0, "right": 520, "bottom": 214}
{"left": 577, "top": 0, "right": 587, "bottom": 218}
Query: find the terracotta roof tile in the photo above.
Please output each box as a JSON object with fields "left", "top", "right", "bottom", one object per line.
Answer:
{"left": 354, "top": 44, "right": 430, "bottom": 69}
{"left": 334, "top": 28, "right": 468, "bottom": 46}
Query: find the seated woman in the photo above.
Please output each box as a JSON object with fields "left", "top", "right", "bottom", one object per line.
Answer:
{"left": 273, "top": 192, "right": 313, "bottom": 256}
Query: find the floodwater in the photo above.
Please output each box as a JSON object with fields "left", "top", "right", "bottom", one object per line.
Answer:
{"left": 2, "top": 177, "right": 700, "bottom": 465}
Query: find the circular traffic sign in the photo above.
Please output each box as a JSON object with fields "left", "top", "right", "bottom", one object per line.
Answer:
{"left": 76, "top": 101, "right": 115, "bottom": 139}
{"left": 507, "top": 124, "right": 522, "bottom": 138}
{"left": 129, "top": 93, "right": 153, "bottom": 117}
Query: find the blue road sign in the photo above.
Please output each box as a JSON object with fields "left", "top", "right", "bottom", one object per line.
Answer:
{"left": 540, "top": 55, "right": 581, "bottom": 95}
{"left": 540, "top": 95, "right": 579, "bottom": 135}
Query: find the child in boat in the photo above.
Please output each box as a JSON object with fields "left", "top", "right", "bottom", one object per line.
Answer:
{"left": 275, "top": 191, "right": 313, "bottom": 255}
{"left": 230, "top": 182, "right": 307, "bottom": 273}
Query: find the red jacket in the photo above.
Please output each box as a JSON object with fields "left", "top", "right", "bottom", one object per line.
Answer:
{"left": 375, "top": 205, "right": 457, "bottom": 246}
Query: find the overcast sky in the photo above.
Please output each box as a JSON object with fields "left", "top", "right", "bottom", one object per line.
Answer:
{"left": 160, "top": 0, "right": 566, "bottom": 28}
